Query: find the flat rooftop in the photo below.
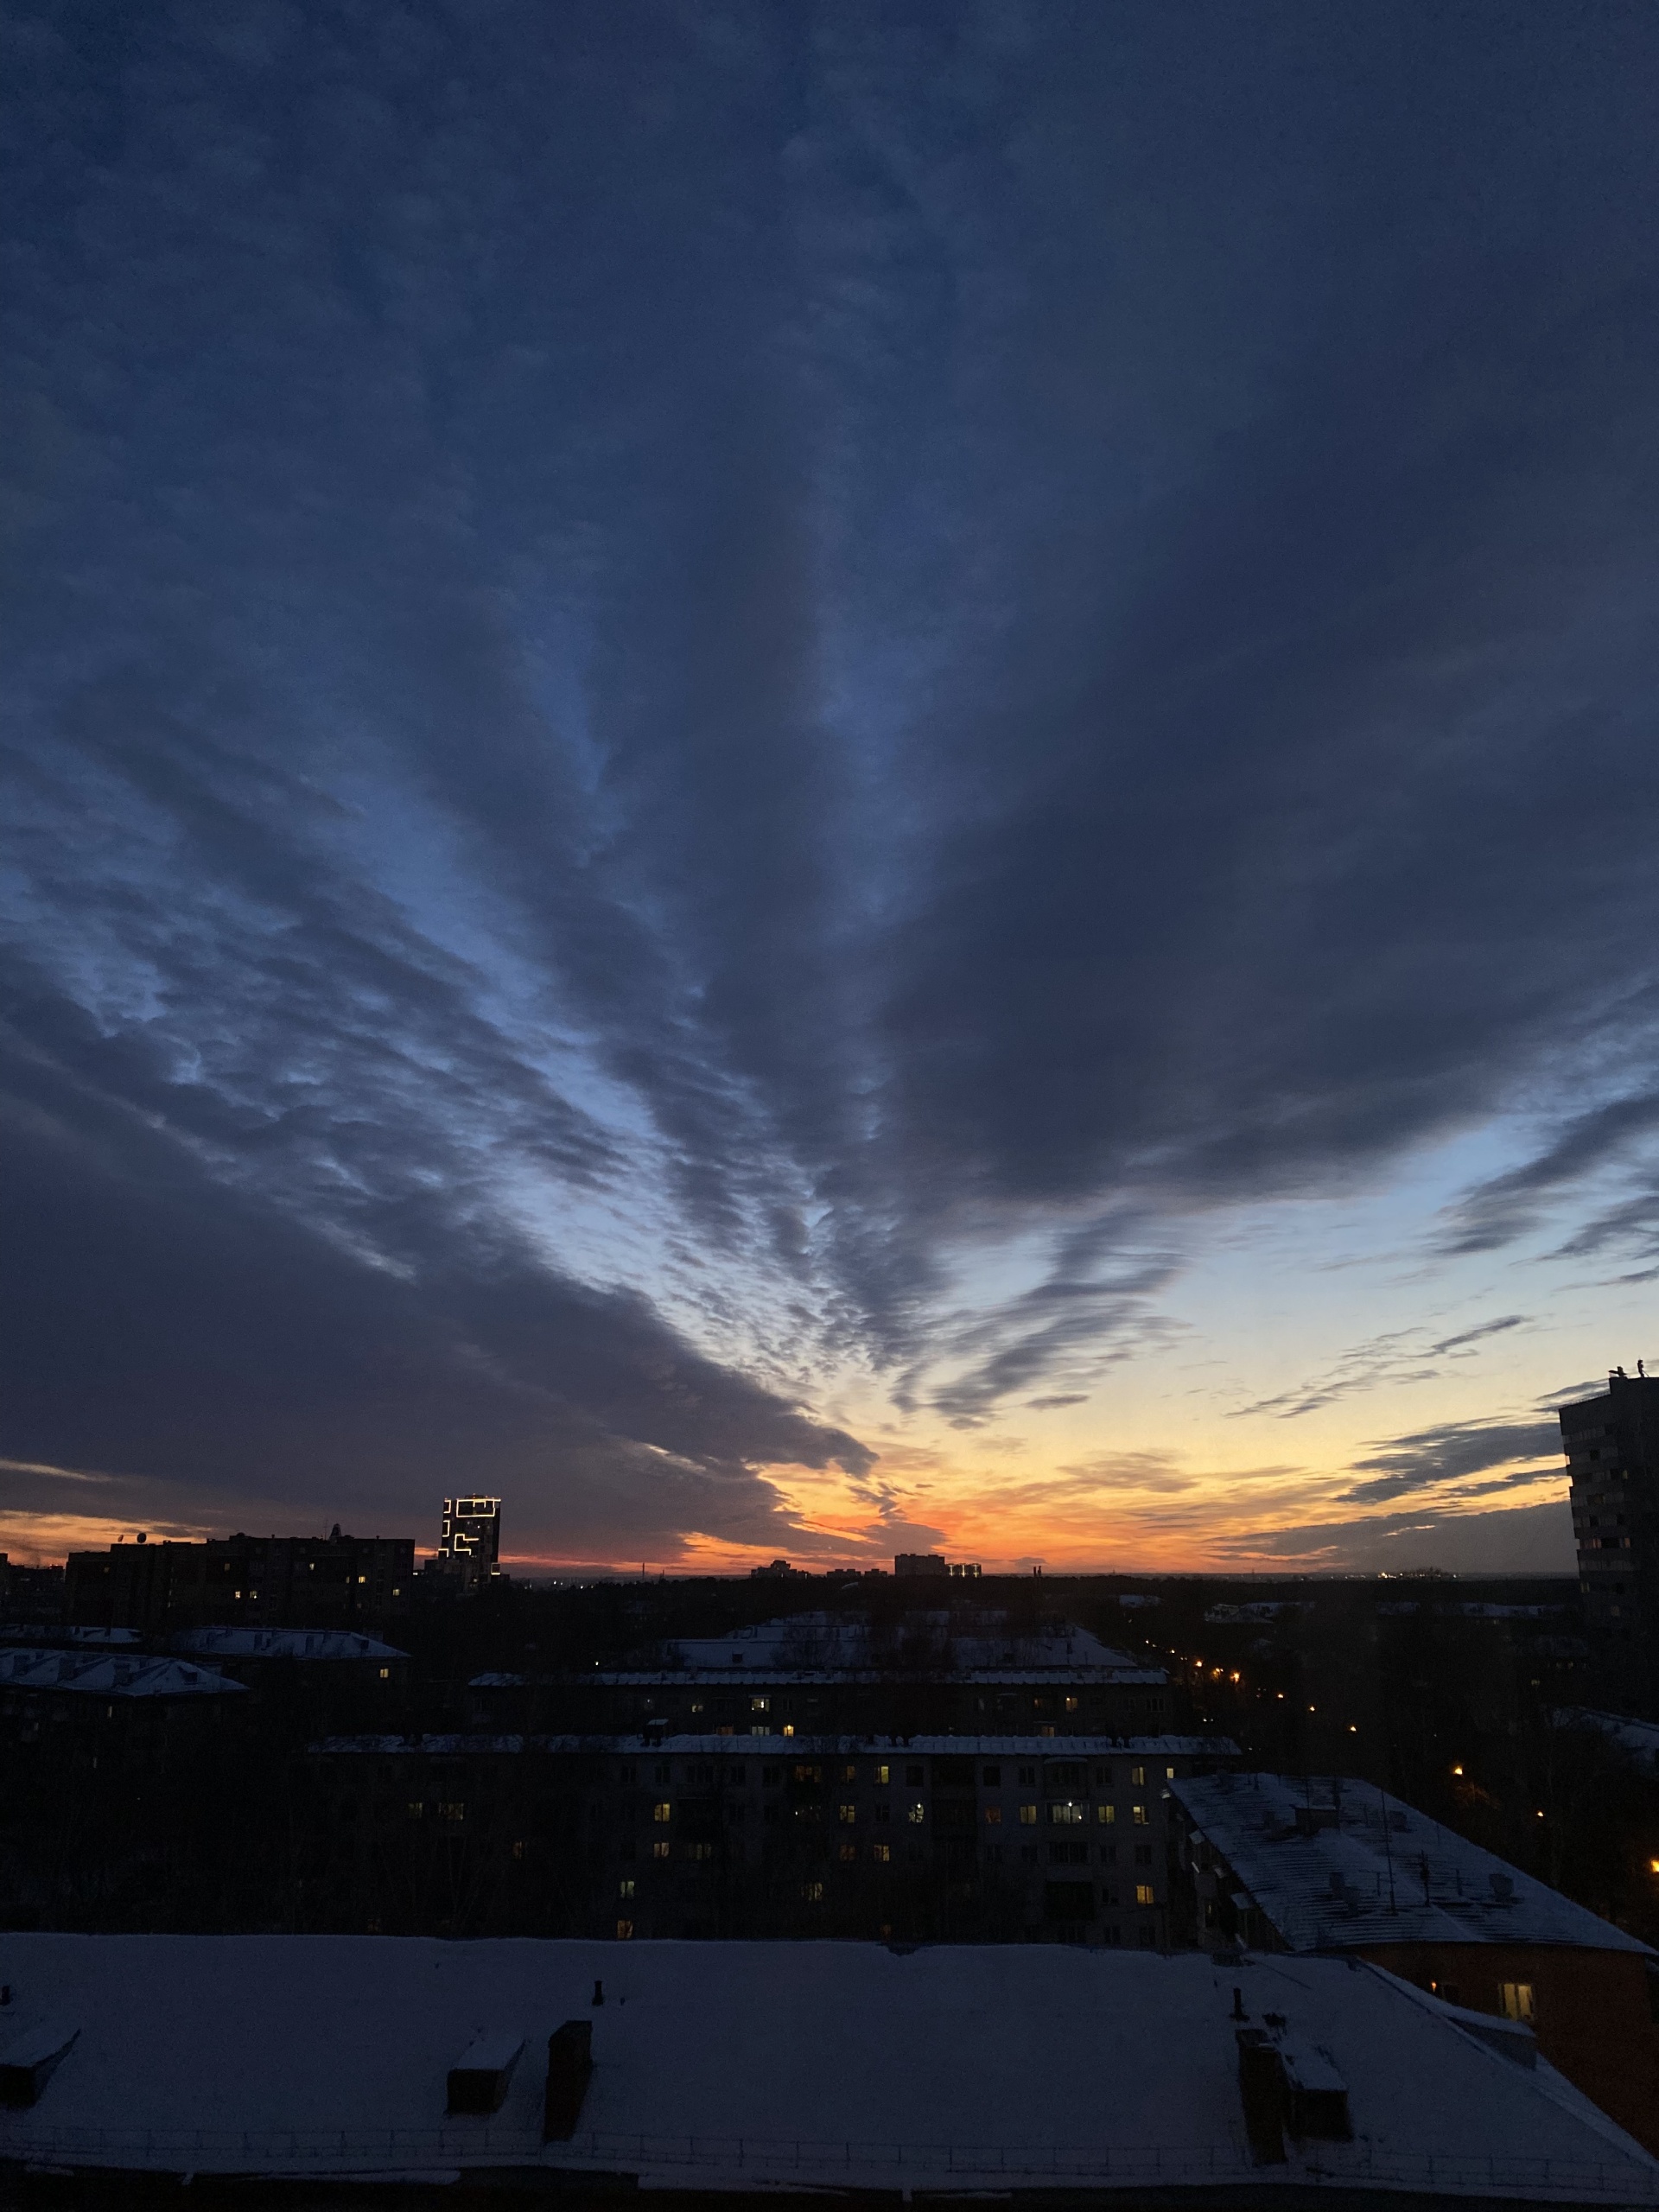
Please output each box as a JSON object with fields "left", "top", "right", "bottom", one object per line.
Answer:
{"left": 0, "top": 1933, "right": 1653, "bottom": 2197}
{"left": 1173, "top": 1772, "right": 1652, "bottom": 1956}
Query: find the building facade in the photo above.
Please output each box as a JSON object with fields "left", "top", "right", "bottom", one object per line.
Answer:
{"left": 437, "top": 1497, "right": 503, "bottom": 1590}
{"left": 1562, "top": 1368, "right": 1659, "bottom": 1704}
{"left": 303, "top": 1732, "right": 1236, "bottom": 1947}
{"left": 64, "top": 1530, "right": 415, "bottom": 1633}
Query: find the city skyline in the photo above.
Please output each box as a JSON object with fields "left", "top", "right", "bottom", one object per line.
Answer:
{"left": 6, "top": 7, "right": 1659, "bottom": 1579}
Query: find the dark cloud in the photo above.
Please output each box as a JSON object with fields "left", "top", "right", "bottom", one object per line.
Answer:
{"left": 5, "top": 3, "right": 1659, "bottom": 1545}
{"left": 1335, "top": 1415, "right": 1564, "bottom": 1506}
{"left": 1232, "top": 1500, "right": 1575, "bottom": 1576}
{"left": 1233, "top": 1315, "right": 1533, "bottom": 1420}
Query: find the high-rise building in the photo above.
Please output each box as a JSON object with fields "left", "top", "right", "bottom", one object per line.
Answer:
{"left": 437, "top": 1496, "right": 502, "bottom": 1589}
{"left": 1560, "top": 1366, "right": 1659, "bottom": 1703}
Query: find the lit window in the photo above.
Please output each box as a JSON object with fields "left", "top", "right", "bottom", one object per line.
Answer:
{"left": 1096, "top": 1804, "right": 1116, "bottom": 1825}
{"left": 803, "top": 1881, "right": 824, "bottom": 1902}
{"left": 652, "top": 1840, "right": 671, "bottom": 1859}
{"left": 1135, "top": 1884, "right": 1155, "bottom": 1906}
{"left": 1499, "top": 1982, "right": 1535, "bottom": 2023}
{"left": 619, "top": 1878, "right": 635, "bottom": 1898}
{"left": 751, "top": 1695, "right": 769, "bottom": 1712}
{"left": 406, "top": 1802, "right": 424, "bottom": 1821}
{"left": 1065, "top": 1696, "right": 1078, "bottom": 1713}
{"left": 653, "top": 1802, "right": 672, "bottom": 1822}
{"left": 872, "top": 1842, "right": 891, "bottom": 1863}
{"left": 906, "top": 1802, "right": 925, "bottom": 1824}
{"left": 438, "top": 1802, "right": 465, "bottom": 1824}
{"left": 1132, "top": 1804, "right": 1148, "bottom": 1826}
{"left": 1039, "top": 1726, "right": 1055, "bottom": 1738}
{"left": 984, "top": 1805, "right": 1002, "bottom": 1825}
{"left": 1049, "top": 1802, "right": 1084, "bottom": 1825}
{"left": 839, "top": 1842, "right": 857, "bottom": 1862}
{"left": 616, "top": 1919, "right": 634, "bottom": 1940}
{"left": 874, "top": 1764, "right": 890, "bottom": 1784}
{"left": 1130, "top": 1765, "right": 1146, "bottom": 1786}
{"left": 378, "top": 1668, "right": 391, "bottom": 1681}
{"left": 838, "top": 1803, "right": 857, "bottom": 1825}
{"left": 842, "top": 1764, "right": 857, "bottom": 1782}
{"left": 783, "top": 1724, "right": 794, "bottom": 1738}
{"left": 1018, "top": 1804, "right": 1038, "bottom": 1826}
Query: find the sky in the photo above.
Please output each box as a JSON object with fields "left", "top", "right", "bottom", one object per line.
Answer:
{"left": 4, "top": 2, "right": 1659, "bottom": 1579}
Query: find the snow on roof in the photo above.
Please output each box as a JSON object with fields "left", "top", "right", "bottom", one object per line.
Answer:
{"left": 0, "top": 1649, "right": 245, "bottom": 1700}
{"left": 564, "top": 1665, "right": 1170, "bottom": 1686}
{"left": 308, "top": 1732, "right": 1236, "bottom": 1759}
{"left": 1558, "top": 1708, "right": 1659, "bottom": 1772}
{"left": 169, "top": 1627, "right": 408, "bottom": 1662}
{"left": 669, "top": 1612, "right": 1146, "bottom": 1675}
{"left": 0, "top": 1935, "right": 1652, "bottom": 2196}
{"left": 0, "top": 1624, "right": 143, "bottom": 1648}
{"left": 1173, "top": 1773, "right": 1652, "bottom": 1957}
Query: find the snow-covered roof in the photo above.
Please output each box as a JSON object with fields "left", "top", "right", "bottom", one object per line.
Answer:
{"left": 1173, "top": 1773, "right": 1652, "bottom": 1957}
{"left": 0, "top": 1649, "right": 245, "bottom": 1700}
{"left": 1557, "top": 1708, "right": 1659, "bottom": 1772}
{"left": 169, "top": 1628, "right": 408, "bottom": 1662}
{"left": 554, "top": 1665, "right": 1169, "bottom": 1687}
{"left": 0, "top": 1935, "right": 1652, "bottom": 2196}
{"left": 310, "top": 1732, "right": 1235, "bottom": 1759}
{"left": 669, "top": 1612, "right": 1145, "bottom": 1675}
{"left": 0, "top": 1624, "right": 143, "bottom": 1648}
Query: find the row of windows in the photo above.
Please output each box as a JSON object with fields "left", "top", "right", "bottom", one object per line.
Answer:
{"left": 618, "top": 1760, "right": 1175, "bottom": 1789}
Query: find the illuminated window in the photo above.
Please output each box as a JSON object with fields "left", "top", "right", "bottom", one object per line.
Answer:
{"left": 839, "top": 1842, "right": 858, "bottom": 1862}
{"left": 1096, "top": 1804, "right": 1116, "bottom": 1825}
{"left": 782, "top": 1723, "right": 795, "bottom": 1738}
{"left": 653, "top": 1802, "right": 672, "bottom": 1822}
{"left": 619, "top": 1878, "right": 635, "bottom": 1898}
{"left": 1499, "top": 1982, "right": 1535, "bottom": 2023}
{"left": 378, "top": 1668, "right": 391, "bottom": 1681}
{"left": 1165, "top": 1766, "right": 1176, "bottom": 1780}
{"left": 874, "top": 1764, "right": 891, "bottom": 1784}
{"left": 1039, "top": 1726, "right": 1056, "bottom": 1738}
{"left": 1130, "top": 1765, "right": 1146, "bottom": 1786}
{"left": 690, "top": 1700, "right": 704, "bottom": 1715}
{"left": 838, "top": 1803, "right": 857, "bottom": 1825}
{"left": 906, "top": 1802, "right": 925, "bottom": 1824}
{"left": 1132, "top": 1804, "right": 1148, "bottom": 1826}
{"left": 1065, "top": 1696, "right": 1079, "bottom": 1713}
{"left": 794, "top": 1764, "right": 823, "bottom": 1783}
{"left": 984, "top": 1805, "right": 1002, "bottom": 1825}
{"left": 842, "top": 1764, "right": 858, "bottom": 1782}
{"left": 406, "top": 1801, "right": 424, "bottom": 1821}
{"left": 751, "top": 1695, "right": 769, "bottom": 1712}
{"left": 872, "top": 1842, "right": 891, "bottom": 1863}
{"left": 1049, "top": 1802, "right": 1084, "bottom": 1825}
{"left": 1018, "top": 1804, "right": 1038, "bottom": 1826}
{"left": 616, "top": 1919, "right": 634, "bottom": 1939}
{"left": 438, "top": 1802, "right": 465, "bottom": 1825}
{"left": 1135, "top": 1884, "right": 1155, "bottom": 1907}
{"left": 804, "top": 1881, "right": 824, "bottom": 1902}
{"left": 652, "top": 1840, "right": 671, "bottom": 1859}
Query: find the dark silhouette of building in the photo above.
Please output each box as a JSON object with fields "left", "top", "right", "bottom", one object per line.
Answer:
{"left": 304, "top": 1730, "right": 1235, "bottom": 1946}
{"left": 1562, "top": 1367, "right": 1659, "bottom": 1706}
{"left": 64, "top": 1529, "right": 414, "bottom": 1634}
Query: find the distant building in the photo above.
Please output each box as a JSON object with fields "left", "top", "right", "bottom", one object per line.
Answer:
{"left": 1171, "top": 1769, "right": 1659, "bottom": 2154}
{"left": 437, "top": 1496, "right": 503, "bottom": 1590}
{"left": 895, "top": 1554, "right": 980, "bottom": 1579}
{"left": 1561, "top": 1368, "right": 1659, "bottom": 1702}
{"left": 0, "top": 1643, "right": 246, "bottom": 1770}
{"left": 64, "top": 1529, "right": 415, "bottom": 1634}
{"left": 305, "top": 1731, "right": 1236, "bottom": 1948}
{"left": 1, "top": 1931, "right": 1653, "bottom": 2201}
{"left": 467, "top": 1611, "right": 1173, "bottom": 1739}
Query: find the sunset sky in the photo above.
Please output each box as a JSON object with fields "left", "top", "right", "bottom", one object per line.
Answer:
{"left": 5, "top": 3, "right": 1658, "bottom": 1578}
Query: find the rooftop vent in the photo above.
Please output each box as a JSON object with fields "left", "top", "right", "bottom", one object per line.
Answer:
{"left": 447, "top": 2032, "right": 524, "bottom": 2115}
{"left": 543, "top": 2019, "right": 594, "bottom": 2140}
{"left": 0, "top": 2023, "right": 79, "bottom": 2111}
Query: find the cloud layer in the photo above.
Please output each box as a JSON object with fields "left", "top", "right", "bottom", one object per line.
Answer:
{"left": 3, "top": 3, "right": 1658, "bottom": 1562}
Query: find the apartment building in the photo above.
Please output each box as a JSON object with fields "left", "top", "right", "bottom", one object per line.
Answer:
{"left": 305, "top": 1732, "right": 1236, "bottom": 1946}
